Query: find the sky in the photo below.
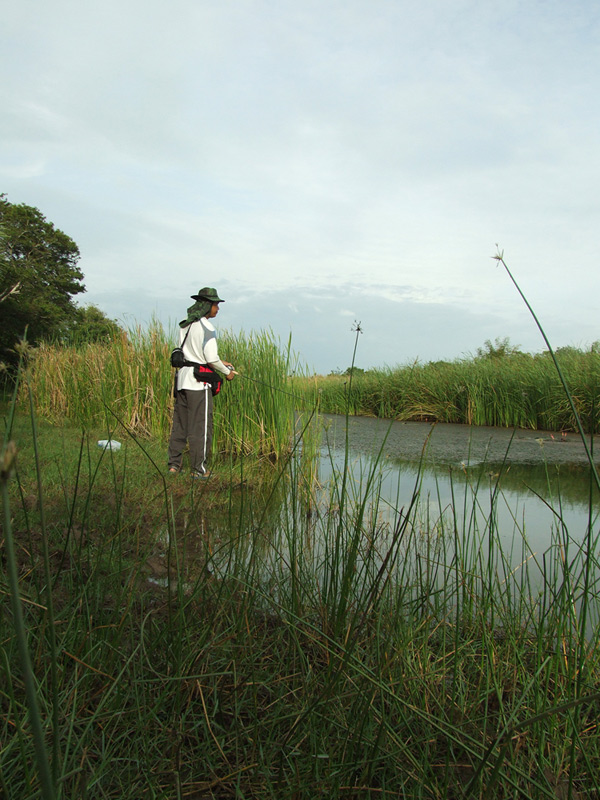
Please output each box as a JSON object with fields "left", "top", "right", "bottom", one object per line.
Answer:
{"left": 2, "top": 0, "right": 600, "bottom": 374}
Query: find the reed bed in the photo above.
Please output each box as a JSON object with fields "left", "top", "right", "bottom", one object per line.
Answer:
{"left": 5, "top": 267, "right": 600, "bottom": 797}
{"left": 305, "top": 349, "right": 600, "bottom": 433}
{"left": 23, "top": 323, "right": 314, "bottom": 460}
{"left": 3, "top": 389, "right": 600, "bottom": 798}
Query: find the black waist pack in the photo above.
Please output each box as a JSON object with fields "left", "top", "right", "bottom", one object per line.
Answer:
{"left": 193, "top": 364, "right": 223, "bottom": 396}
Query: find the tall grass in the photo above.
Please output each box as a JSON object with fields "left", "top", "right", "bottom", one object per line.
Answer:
{"left": 306, "top": 348, "right": 600, "bottom": 433}
{"left": 23, "top": 322, "right": 315, "bottom": 460}
{"left": 3, "top": 400, "right": 600, "bottom": 798}
{"left": 4, "top": 268, "right": 600, "bottom": 797}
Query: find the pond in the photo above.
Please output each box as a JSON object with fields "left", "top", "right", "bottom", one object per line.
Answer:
{"left": 318, "top": 414, "right": 600, "bottom": 575}
{"left": 155, "top": 412, "right": 600, "bottom": 638}
{"left": 155, "top": 413, "right": 600, "bottom": 618}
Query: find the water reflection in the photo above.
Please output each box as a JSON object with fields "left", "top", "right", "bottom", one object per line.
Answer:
{"left": 151, "top": 415, "right": 600, "bottom": 639}
{"left": 319, "top": 414, "right": 600, "bottom": 558}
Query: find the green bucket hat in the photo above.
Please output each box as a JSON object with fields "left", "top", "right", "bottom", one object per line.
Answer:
{"left": 191, "top": 287, "right": 225, "bottom": 303}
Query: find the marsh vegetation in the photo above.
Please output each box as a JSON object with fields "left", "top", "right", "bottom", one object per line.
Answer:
{"left": 306, "top": 344, "right": 600, "bottom": 433}
{"left": 2, "top": 326, "right": 600, "bottom": 798}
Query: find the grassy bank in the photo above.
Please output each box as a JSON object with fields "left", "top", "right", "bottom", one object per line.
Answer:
{"left": 3, "top": 401, "right": 600, "bottom": 798}
{"left": 303, "top": 347, "right": 600, "bottom": 433}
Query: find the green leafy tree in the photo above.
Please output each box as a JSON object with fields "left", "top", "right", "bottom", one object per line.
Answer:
{"left": 0, "top": 194, "right": 85, "bottom": 366}
{"left": 343, "top": 366, "right": 365, "bottom": 376}
{"left": 62, "top": 304, "right": 123, "bottom": 345}
{"left": 475, "top": 336, "right": 523, "bottom": 360}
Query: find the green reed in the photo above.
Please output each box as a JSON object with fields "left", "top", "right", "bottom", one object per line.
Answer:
{"left": 4, "top": 271, "right": 600, "bottom": 797}
{"left": 3, "top": 392, "right": 600, "bottom": 797}
{"left": 1, "top": 364, "right": 56, "bottom": 800}
{"left": 22, "top": 323, "right": 314, "bottom": 460}
{"left": 305, "top": 347, "right": 600, "bottom": 433}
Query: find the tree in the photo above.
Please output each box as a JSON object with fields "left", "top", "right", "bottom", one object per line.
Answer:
{"left": 343, "top": 366, "right": 365, "bottom": 376}
{"left": 0, "top": 194, "right": 85, "bottom": 367}
{"left": 475, "top": 336, "right": 523, "bottom": 360}
{"left": 62, "top": 304, "right": 123, "bottom": 345}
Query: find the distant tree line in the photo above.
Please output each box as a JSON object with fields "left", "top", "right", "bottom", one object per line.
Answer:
{"left": 1, "top": 194, "right": 122, "bottom": 372}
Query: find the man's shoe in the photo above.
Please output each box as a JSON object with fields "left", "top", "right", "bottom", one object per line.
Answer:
{"left": 191, "top": 470, "right": 210, "bottom": 480}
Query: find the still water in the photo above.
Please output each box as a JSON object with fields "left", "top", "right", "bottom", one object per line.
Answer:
{"left": 154, "top": 414, "right": 600, "bottom": 635}
{"left": 319, "top": 414, "right": 600, "bottom": 559}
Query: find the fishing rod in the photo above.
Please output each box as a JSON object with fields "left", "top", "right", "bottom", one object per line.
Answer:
{"left": 230, "top": 369, "right": 311, "bottom": 403}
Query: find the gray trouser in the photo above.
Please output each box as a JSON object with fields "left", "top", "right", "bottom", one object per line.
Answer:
{"left": 167, "top": 388, "right": 213, "bottom": 473}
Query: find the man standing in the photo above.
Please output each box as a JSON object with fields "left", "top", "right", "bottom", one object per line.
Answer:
{"left": 167, "top": 287, "right": 236, "bottom": 478}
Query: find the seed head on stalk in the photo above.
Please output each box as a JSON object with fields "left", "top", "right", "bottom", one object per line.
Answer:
{"left": 493, "top": 246, "right": 600, "bottom": 494}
